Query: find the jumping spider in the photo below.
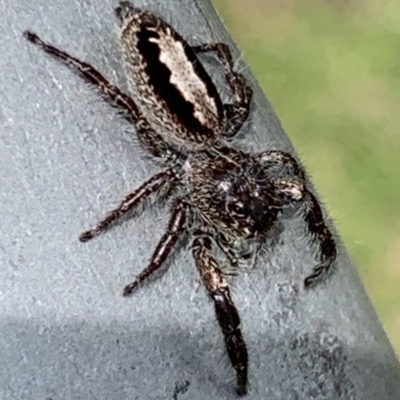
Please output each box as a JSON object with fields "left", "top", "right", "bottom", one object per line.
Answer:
{"left": 24, "top": 2, "right": 337, "bottom": 396}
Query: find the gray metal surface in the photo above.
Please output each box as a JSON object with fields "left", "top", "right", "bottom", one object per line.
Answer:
{"left": 1, "top": 0, "right": 399, "bottom": 399}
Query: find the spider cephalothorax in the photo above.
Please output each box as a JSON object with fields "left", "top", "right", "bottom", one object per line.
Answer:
{"left": 24, "top": 2, "right": 336, "bottom": 396}
{"left": 185, "top": 147, "right": 284, "bottom": 241}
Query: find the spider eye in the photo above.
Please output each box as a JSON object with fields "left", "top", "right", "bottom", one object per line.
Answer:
{"left": 228, "top": 202, "right": 246, "bottom": 216}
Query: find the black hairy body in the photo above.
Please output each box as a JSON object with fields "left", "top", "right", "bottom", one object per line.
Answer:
{"left": 23, "top": 2, "right": 337, "bottom": 396}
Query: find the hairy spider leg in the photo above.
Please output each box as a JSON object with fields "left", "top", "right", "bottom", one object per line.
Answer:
{"left": 256, "top": 150, "right": 305, "bottom": 181}
{"left": 23, "top": 31, "right": 179, "bottom": 161}
{"left": 256, "top": 150, "right": 337, "bottom": 287}
{"left": 79, "top": 168, "right": 179, "bottom": 242}
{"left": 192, "top": 232, "right": 248, "bottom": 396}
{"left": 123, "top": 199, "right": 189, "bottom": 296}
{"left": 192, "top": 44, "right": 253, "bottom": 138}
{"left": 23, "top": 31, "right": 140, "bottom": 119}
{"left": 303, "top": 190, "right": 337, "bottom": 287}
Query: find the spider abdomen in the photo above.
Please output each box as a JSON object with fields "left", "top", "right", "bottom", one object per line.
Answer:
{"left": 118, "top": 7, "right": 225, "bottom": 151}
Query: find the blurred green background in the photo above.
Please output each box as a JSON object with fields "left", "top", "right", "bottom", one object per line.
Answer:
{"left": 212, "top": 0, "right": 400, "bottom": 357}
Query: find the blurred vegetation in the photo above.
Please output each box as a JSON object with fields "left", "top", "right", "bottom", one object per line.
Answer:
{"left": 212, "top": 0, "right": 400, "bottom": 357}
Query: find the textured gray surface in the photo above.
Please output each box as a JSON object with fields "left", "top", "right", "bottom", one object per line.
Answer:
{"left": 1, "top": 0, "right": 400, "bottom": 399}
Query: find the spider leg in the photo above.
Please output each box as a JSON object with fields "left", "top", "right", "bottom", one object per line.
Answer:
{"left": 23, "top": 31, "right": 179, "bottom": 161}
{"left": 192, "top": 232, "right": 248, "bottom": 396}
{"left": 256, "top": 150, "right": 305, "bottom": 183}
{"left": 302, "top": 190, "right": 337, "bottom": 287}
{"left": 136, "top": 119, "right": 181, "bottom": 162}
{"left": 123, "top": 199, "right": 189, "bottom": 296}
{"left": 192, "top": 43, "right": 252, "bottom": 138}
{"left": 23, "top": 31, "right": 141, "bottom": 121}
{"left": 257, "top": 150, "right": 337, "bottom": 287}
{"left": 79, "top": 168, "right": 179, "bottom": 242}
